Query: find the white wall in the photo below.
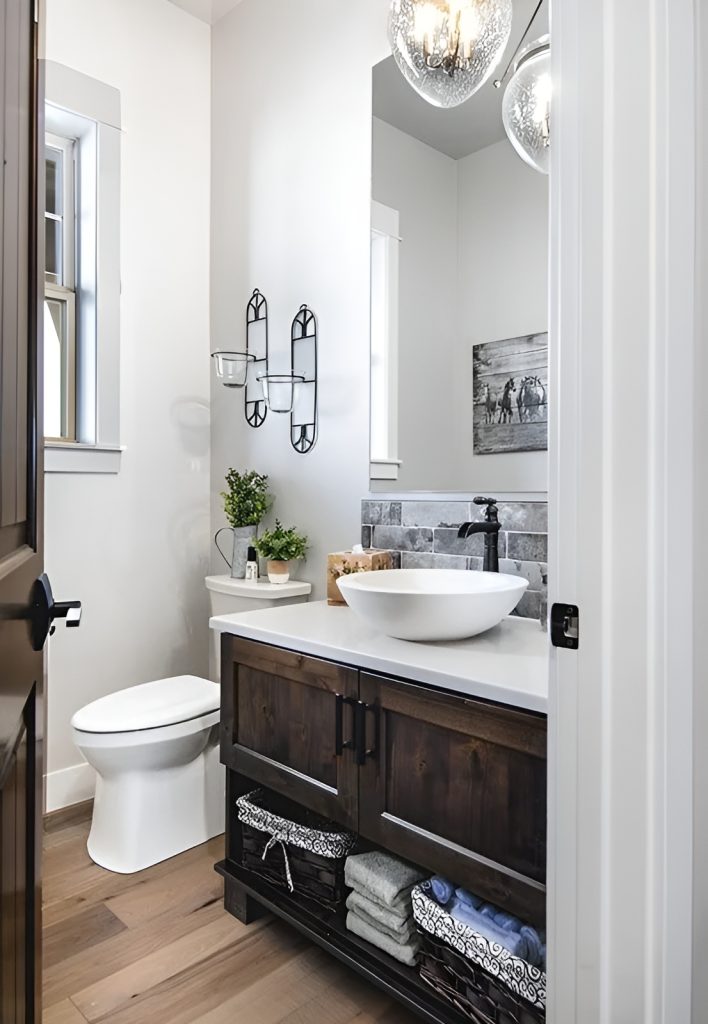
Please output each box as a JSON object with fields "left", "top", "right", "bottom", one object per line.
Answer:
{"left": 453, "top": 140, "right": 549, "bottom": 493}
{"left": 44, "top": 0, "right": 211, "bottom": 809}
{"left": 210, "top": 0, "right": 389, "bottom": 600}
{"left": 372, "top": 118, "right": 458, "bottom": 491}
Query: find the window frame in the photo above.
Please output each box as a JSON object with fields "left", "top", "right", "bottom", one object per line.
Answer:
{"left": 43, "top": 60, "right": 123, "bottom": 475}
{"left": 370, "top": 199, "right": 402, "bottom": 482}
{"left": 44, "top": 131, "right": 78, "bottom": 443}
{"left": 44, "top": 284, "right": 77, "bottom": 442}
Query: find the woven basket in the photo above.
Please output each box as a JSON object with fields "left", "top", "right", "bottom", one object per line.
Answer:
{"left": 236, "top": 789, "right": 356, "bottom": 912}
{"left": 412, "top": 883, "right": 546, "bottom": 1024}
{"left": 418, "top": 931, "right": 545, "bottom": 1024}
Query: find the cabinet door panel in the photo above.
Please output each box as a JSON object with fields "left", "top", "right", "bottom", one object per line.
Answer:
{"left": 221, "top": 636, "right": 359, "bottom": 829}
{"left": 358, "top": 674, "right": 547, "bottom": 925}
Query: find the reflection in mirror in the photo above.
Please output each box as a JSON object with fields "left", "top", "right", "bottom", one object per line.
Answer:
{"left": 370, "top": 12, "right": 549, "bottom": 495}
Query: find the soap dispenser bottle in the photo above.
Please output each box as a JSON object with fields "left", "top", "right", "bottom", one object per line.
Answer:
{"left": 245, "top": 547, "right": 259, "bottom": 581}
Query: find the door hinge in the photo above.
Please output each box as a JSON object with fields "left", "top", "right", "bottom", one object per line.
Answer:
{"left": 551, "top": 603, "right": 579, "bottom": 650}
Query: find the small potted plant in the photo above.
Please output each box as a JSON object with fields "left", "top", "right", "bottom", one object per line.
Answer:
{"left": 254, "top": 520, "right": 308, "bottom": 584}
{"left": 215, "top": 469, "right": 271, "bottom": 579}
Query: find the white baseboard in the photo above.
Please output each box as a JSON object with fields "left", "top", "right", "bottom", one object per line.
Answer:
{"left": 45, "top": 761, "right": 96, "bottom": 813}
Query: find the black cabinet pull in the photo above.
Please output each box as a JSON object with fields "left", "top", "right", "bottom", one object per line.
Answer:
{"left": 335, "top": 694, "right": 356, "bottom": 756}
{"left": 354, "top": 700, "right": 378, "bottom": 766}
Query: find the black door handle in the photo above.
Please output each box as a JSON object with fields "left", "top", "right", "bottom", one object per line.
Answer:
{"left": 30, "top": 574, "right": 82, "bottom": 651}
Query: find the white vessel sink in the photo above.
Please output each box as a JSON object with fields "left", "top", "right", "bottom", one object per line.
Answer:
{"left": 337, "top": 568, "right": 528, "bottom": 642}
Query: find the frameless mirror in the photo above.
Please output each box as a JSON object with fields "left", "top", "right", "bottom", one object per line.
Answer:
{"left": 370, "top": 8, "right": 549, "bottom": 494}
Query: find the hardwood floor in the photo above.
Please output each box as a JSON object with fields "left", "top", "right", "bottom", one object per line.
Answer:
{"left": 42, "top": 811, "right": 418, "bottom": 1024}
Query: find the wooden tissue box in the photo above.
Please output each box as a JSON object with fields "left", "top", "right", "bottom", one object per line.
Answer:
{"left": 327, "top": 549, "right": 393, "bottom": 606}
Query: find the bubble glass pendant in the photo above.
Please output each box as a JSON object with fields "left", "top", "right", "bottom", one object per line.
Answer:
{"left": 389, "top": 0, "right": 513, "bottom": 109}
{"left": 502, "top": 35, "right": 551, "bottom": 174}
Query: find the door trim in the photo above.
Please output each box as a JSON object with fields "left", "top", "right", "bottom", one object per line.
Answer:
{"left": 549, "top": 0, "right": 699, "bottom": 1019}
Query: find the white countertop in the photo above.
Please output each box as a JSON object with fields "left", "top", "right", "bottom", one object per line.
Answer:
{"left": 210, "top": 601, "right": 549, "bottom": 714}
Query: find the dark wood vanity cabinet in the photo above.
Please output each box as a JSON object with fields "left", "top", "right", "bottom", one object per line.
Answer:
{"left": 220, "top": 636, "right": 359, "bottom": 828}
{"left": 358, "top": 673, "right": 546, "bottom": 923}
{"left": 220, "top": 634, "right": 547, "bottom": 925}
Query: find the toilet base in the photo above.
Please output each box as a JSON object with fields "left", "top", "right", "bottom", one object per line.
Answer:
{"left": 86, "top": 740, "right": 224, "bottom": 874}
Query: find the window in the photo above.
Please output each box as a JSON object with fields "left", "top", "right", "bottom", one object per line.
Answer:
{"left": 44, "top": 60, "right": 122, "bottom": 474}
{"left": 44, "top": 133, "right": 77, "bottom": 441}
{"left": 370, "top": 200, "right": 401, "bottom": 481}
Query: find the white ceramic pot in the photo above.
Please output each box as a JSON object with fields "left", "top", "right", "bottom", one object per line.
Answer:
{"left": 267, "top": 560, "right": 291, "bottom": 584}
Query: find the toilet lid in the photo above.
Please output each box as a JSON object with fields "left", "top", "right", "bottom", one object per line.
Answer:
{"left": 71, "top": 676, "right": 220, "bottom": 734}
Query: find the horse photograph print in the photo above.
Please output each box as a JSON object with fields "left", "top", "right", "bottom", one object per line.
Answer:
{"left": 472, "top": 333, "right": 548, "bottom": 455}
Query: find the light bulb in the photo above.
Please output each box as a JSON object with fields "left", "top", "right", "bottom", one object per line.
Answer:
{"left": 389, "top": 0, "right": 512, "bottom": 109}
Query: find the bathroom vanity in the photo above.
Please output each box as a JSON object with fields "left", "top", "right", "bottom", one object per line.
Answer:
{"left": 212, "top": 602, "right": 548, "bottom": 1024}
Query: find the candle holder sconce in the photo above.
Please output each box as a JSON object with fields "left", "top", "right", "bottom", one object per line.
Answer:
{"left": 290, "top": 305, "right": 318, "bottom": 454}
{"left": 245, "top": 288, "right": 269, "bottom": 428}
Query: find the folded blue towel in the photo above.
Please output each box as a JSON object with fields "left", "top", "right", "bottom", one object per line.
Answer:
{"left": 495, "top": 911, "right": 522, "bottom": 932}
{"left": 430, "top": 877, "right": 454, "bottom": 905}
{"left": 428, "top": 881, "right": 545, "bottom": 969}
{"left": 454, "top": 887, "right": 483, "bottom": 910}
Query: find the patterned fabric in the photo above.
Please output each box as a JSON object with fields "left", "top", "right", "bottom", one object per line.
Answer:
{"left": 236, "top": 790, "right": 357, "bottom": 859}
{"left": 412, "top": 882, "right": 547, "bottom": 1011}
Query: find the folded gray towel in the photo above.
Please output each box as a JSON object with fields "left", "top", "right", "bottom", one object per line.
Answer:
{"left": 346, "top": 891, "right": 417, "bottom": 943}
{"left": 348, "top": 882, "right": 414, "bottom": 918}
{"left": 345, "top": 851, "right": 426, "bottom": 909}
{"left": 346, "top": 911, "right": 421, "bottom": 967}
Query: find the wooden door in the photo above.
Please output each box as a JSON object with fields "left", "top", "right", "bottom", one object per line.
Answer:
{"left": 221, "top": 636, "right": 359, "bottom": 830}
{"left": 0, "top": 1, "right": 43, "bottom": 1021}
{"left": 358, "top": 673, "right": 547, "bottom": 926}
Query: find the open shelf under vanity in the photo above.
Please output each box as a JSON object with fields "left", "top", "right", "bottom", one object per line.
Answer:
{"left": 215, "top": 856, "right": 472, "bottom": 1024}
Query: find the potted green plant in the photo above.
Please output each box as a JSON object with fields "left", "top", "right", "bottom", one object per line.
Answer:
{"left": 254, "top": 520, "right": 308, "bottom": 584}
{"left": 215, "top": 470, "right": 271, "bottom": 579}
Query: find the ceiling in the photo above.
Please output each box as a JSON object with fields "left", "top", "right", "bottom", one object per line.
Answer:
{"left": 167, "top": 0, "right": 244, "bottom": 25}
{"left": 373, "top": 0, "right": 548, "bottom": 160}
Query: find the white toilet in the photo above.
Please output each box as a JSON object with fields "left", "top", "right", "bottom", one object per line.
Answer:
{"left": 205, "top": 574, "right": 312, "bottom": 680}
{"left": 72, "top": 676, "right": 224, "bottom": 874}
{"left": 72, "top": 574, "right": 311, "bottom": 874}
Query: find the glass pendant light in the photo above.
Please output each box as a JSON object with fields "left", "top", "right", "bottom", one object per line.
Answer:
{"left": 389, "top": 0, "right": 513, "bottom": 109}
{"left": 502, "top": 34, "right": 551, "bottom": 174}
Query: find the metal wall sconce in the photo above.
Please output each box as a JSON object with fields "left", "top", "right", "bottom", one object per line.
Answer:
{"left": 245, "top": 289, "right": 269, "bottom": 427}
{"left": 289, "top": 305, "right": 318, "bottom": 454}
{"left": 212, "top": 290, "right": 318, "bottom": 454}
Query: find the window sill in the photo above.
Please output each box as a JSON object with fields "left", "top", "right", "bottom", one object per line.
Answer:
{"left": 45, "top": 442, "right": 125, "bottom": 475}
{"left": 370, "top": 458, "right": 402, "bottom": 482}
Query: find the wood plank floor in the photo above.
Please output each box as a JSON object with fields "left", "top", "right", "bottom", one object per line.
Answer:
{"left": 42, "top": 810, "right": 418, "bottom": 1024}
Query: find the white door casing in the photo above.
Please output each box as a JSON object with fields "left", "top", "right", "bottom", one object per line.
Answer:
{"left": 549, "top": 0, "right": 699, "bottom": 1021}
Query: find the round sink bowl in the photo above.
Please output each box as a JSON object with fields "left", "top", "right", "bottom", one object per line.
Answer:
{"left": 336, "top": 568, "right": 528, "bottom": 642}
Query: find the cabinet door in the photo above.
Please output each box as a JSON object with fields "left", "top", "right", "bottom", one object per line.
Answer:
{"left": 358, "top": 673, "right": 547, "bottom": 925}
{"left": 221, "top": 636, "right": 359, "bottom": 830}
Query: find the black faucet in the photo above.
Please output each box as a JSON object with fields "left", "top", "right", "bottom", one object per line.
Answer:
{"left": 458, "top": 497, "right": 501, "bottom": 573}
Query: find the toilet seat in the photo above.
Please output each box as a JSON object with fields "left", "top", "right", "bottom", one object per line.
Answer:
{"left": 73, "top": 709, "right": 220, "bottom": 750}
{"left": 71, "top": 675, "right": 219, "bottom": 734}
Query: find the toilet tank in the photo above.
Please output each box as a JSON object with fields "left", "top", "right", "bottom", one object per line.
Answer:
{"left": 205, "top": 575, "right": 312, "bottom": 681}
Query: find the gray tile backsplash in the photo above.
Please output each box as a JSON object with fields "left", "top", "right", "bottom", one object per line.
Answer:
{"left": 362, "top": 499, "right": 548, "bottom": 622}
